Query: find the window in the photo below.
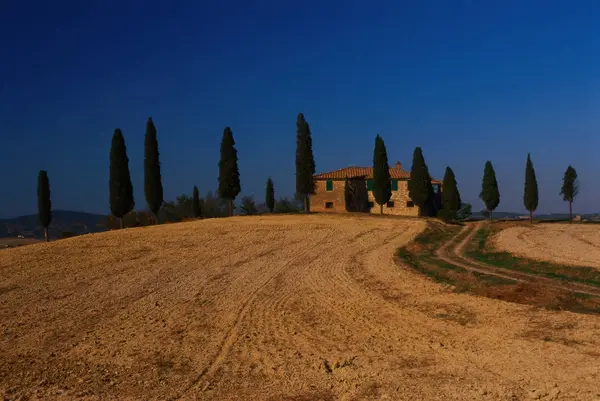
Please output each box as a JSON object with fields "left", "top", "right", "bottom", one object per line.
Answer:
{"left": 387, "top": 201, "right": 395, "bottom": 208}
{"left": 391, "top": 179, "right": 398, "bottom": 191}
{"left": 326, "top": 180, "right": 333, "bottom": 191}
{"left": 367, "top": 179, "right": 373, "bottom": 191}
{"left": 406, "top": 200, "right": 414, "bottom": 208}
{"left": 325, "top": 202, "right": 334, "bottom": 209}
{"left": 367, "top": 201, "right": 374, "bottom": 208}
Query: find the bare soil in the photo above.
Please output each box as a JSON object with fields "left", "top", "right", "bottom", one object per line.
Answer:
{"left": 494, "top": 224, "right": 600, "bottom": 269}
{"left": 1, "top": 215, "right": 600, "bottom": 400}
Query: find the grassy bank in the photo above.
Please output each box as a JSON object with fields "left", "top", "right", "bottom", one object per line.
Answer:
{"left": 467, "top": 226, "right": 600, "bottom": 288}
{"left": 397, "top": 222, "right": 600, "bottom": 315}
{"left": 396, "top": 223, "right": 516, "bottom": 292}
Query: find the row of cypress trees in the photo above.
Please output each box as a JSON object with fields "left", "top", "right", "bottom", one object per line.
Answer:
{"left": 479, "top": 156, "right": 579, "bottom": 222}
{"left": 108, "top": 120, "right": 243, "bottom": 227}
{"left": 35, "top": 114, "right": 582, "bottom": 239}
{"left": 369, "top": 136, "right": 580, "bottom": 223}
{"left": 37, "top": 113, "right": 313, "bottom": 239}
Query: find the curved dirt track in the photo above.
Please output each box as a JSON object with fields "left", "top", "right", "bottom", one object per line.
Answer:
{"left": 438, "top": 222, "right": 600, "bottom": 297}
{"left": 1, "top": 215, "right": 600, "bottom": 400}
{"left": 494, "top": 224, "right": 600, "bottom": 269}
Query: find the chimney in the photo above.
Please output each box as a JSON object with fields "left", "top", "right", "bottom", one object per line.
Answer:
{"left": 395, "top": 161, "right": 402, "bottom": 170}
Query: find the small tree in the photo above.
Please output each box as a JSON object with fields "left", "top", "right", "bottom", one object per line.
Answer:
{"left": 523, "top": 153, "right": 539, "bottom": 223}
{"left": 441, "top": 166, "right": 461, "bottom": 220}
{"left": 456, "top": 203, "right": 472, "bottom": 221}
{"left": 265, "top": 178, "right": 275, "bottom": 213}
{"left": 240, "top": 196, "right": 258, "bottom": 215}
{"left": 408, "top": 147, "right": 436, "bottom": 217}
{"left": 109, "top": 128, "right": 135, "bottom": 228}
{"left": 218, "top": 126, "right": 241, "bottom": 216}
{"left": 144, "top": 117, "right": 164, "bottom": 223}
{"left": 192, "top": 185, "right": 202, "bottom": 218}
{"left": 479, "top": 161, "right": 500, "bottom": 221}
{"left": 372, "top": 135, "right": 391, "bottom": 214}
{"left": 560, "top": 165, "right": 579, "bottom": 223}
{"left": 275, "top": 197, "right": 302, "bottom": 213}
{"left": 203, "top": 191, "right": 229, "bottom": 218}
{"left": 37, "top": 170, "right": 52, "bottom": 242}
{"left": 295, "top": 113, "right": 316, "bottom": 213}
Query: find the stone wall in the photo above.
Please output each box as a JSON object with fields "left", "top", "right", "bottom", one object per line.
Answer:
{"left": 310, "top": 180, "right": 345, "bottom": 213}
{"left": 311, "top": 179, "right": 419, "bottom": 216}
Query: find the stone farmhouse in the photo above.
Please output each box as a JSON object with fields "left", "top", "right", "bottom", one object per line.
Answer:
{"left": 311, "top": 161, "right": 442, "bottom": 216}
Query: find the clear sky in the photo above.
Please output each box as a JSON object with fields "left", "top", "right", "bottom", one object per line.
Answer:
{"left": 1, "top": 0, "right": 599, "bottom": 218}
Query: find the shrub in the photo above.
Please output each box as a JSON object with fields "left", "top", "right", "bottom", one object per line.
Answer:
{"left": 240, "top": 196, "right": 258, "bottom": 215}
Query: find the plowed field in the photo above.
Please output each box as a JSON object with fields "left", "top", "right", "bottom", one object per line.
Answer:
{"left": 1, "top": 215, "right": 599, "bottom": 400}
{"left": 494, "top": 224, "right": 600, "bottom": 269}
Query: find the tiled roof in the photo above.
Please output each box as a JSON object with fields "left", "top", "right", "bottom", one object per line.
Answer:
{"left": 313, "top": 162, "right": 441, "bottom": 183}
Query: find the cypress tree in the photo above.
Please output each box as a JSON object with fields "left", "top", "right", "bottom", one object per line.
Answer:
{"left": 265, "top": 177, "right": 275, "bottom": 213}
{"left": 479, "top": 161, "right": 500, "bottom": 221}
{"left": 523, "top": 153, "right": 539, "bottom": 223}
{"left": 372, "top": 135, "right": 391, "bottom": 215}
{"left": 218, "top": 126, "right": 241, "bottom": 216}
{"left": 295, "top": 113, "right": 316, "bottom": 213}
{"left": 442, "top": 166, "right": 461, "bottom": 219}
{"left": 560, "top": 165, "right": 578, "bottom": 223}
{"left": 144, "top": 117, "right": 163, "bottom": 223}
{"left": 192, "top": 185, "right": 202, "bottom": 218}
{"left": 37, "top": 170, "right": 52, "bottom": 242}
{"left": 408, "top": 147, "right": 435, "bottom": 217}
{"left": 109, "top": 128, "right": 135, "bottom": 228}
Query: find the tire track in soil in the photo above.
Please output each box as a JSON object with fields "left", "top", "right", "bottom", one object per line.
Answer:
{"left": 171, "top": 229, "right": 337, "bottom": 400}
{"left": 207, "top": 227, "right": 381, "bottom": 387}
{"left": 198, "top": 222, "right": 427, "bottom": 398}
{"left": 438, "top": 223, "right": 600, "bottom": 297}
{"left": 288, "top": 228, "right": 395, "bottom": 347}
{"left": 341, "top": 223, "right": 424, "bottom": 304}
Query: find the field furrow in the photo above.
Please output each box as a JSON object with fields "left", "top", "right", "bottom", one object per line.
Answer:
{"left": 1, "top": 215, "right": 600, "bottom": 400}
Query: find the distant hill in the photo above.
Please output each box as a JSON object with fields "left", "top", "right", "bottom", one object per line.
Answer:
{"left": 471, "top": 211, "right": 600, "bottom": 221}
{"left": 0, "top": 210, "right": 107, "bottom": 239}
{"left": 470, "top": 211, "right": 523, "bottom": 219}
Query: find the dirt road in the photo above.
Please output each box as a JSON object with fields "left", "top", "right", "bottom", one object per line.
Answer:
{"left": 494, "top": 224, "right": 600, "bottom": 269}
{"left": 438, "top": 222, "right": 600, "bottom": 297}
{"left": 1, "top": 215, "right": 600, "bottom": 400}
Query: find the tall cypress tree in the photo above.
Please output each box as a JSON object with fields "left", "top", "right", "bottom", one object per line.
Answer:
{"left": 295, "top": 113, "right": 316, "bottom": 213}
{"left": 372, "top": 135, "right": 391, "bottom": 215}
{"left": 37, "top": 170, "right": 52, "bottom": 242}
{"left": 109, "top": 128, "right": 135, "bottom": 228}
{"left": 560, "top": 165, "right": 578, "bottom": 223}
{"left": 144, "top": 117, "right": 163, "bottom": 223}
{"left": 218, "top": 126, "right": 241, "bottom": 216}
{"left": 408, "top": 147, "right": 435, "bottom": 217}
{"left": 442, "top": 166, "right": 461, "bottom": 218}
{"left": 523, "top": 153, "right": 539, "bottom": 223}
{"left": 479, "top": 161, "right": 500, "bottom": 221}
{"left": 192, "top": 185, "right": 202, "bottom": 218}
{"left": 265, "top": 177, "right": 275, "bottom": 213}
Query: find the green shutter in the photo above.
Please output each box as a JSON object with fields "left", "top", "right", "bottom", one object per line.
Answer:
{"left": 326, "top": 180, "right": 333, "bottom": 191}
{"left": 367, "top": 179, "right": 373, "bottom": 191}
{"left": 391, "top": 179, "right": 398, "bottom": 191}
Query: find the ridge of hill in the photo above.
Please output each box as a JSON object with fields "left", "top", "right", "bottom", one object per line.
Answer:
{"left": 0, "top": 210, "right": 107, "bottom": 239}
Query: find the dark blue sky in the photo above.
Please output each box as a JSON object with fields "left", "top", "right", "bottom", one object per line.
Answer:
{"left": 1, "top": 0, "right": 599, "bottom": 218}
